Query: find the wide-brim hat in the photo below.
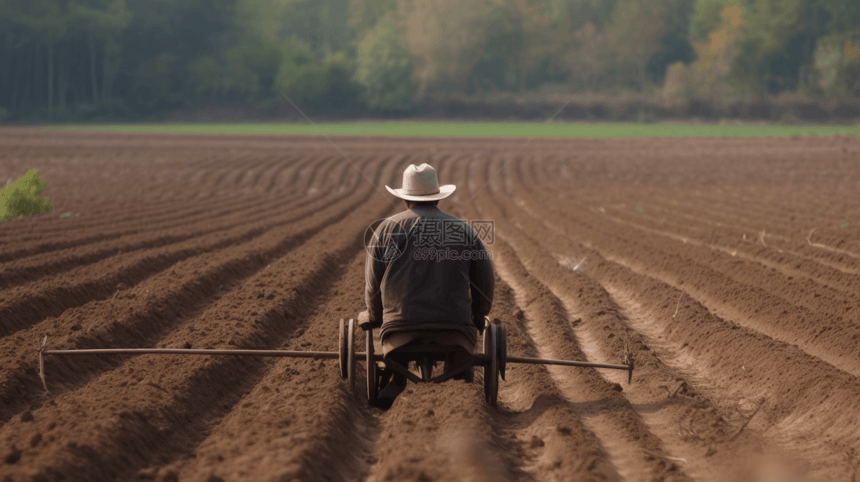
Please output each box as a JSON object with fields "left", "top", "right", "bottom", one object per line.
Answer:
{"left": 386, "top": 163, "right": 456, "bottom": 201}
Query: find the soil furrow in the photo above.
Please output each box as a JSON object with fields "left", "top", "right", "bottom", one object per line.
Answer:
{"left": 490, "top": 237, "right": 689, "bottom": 482}
{"left": 593, "top": 192, "right": 860, "bottom": 276}
{"left": 236, "top": 158, "right": 270, "bottom": 189}
{"left": 363, "top": 377, "right": 520, "bottom": 482}
{"left": 599, "top": 195, "right": 860, "bottom": 278}
{"left": 536, "top": 146, "right": 860, "bottom": 264}
{"left": 512, "top": 154, "right": 860, "bottom": 478}
{"left": 0, "top": 150, "right": 321, "bottom": 247}
{"left": 599, "top": 284, "right": 821, "bottom": 481}
{"left": 546, "top": 208, "right": 860, "bottom": 379}
{"left": 0, "top": 157, "right": 374, "bottom": 422}
{"left": 483, "top": 164, "right": 790, "bottom": 481}
{"left": 585, "top": 266, "right": 860, "bottom": 481}
{"left": 489, "top": 277, "right": 622, "bottom": 482}
{"left": 0, "top": 161, "right": 240, "bottom": 240}
{"left": 509, "top": 173, "right": 860, "bottom": 379}
{"left": 0, "top": 162, "right": 395, "bottom": 482}
{"left": 592, "top": 208, "right": 860, "bottom": 318}
{"left": 0, "top": 159, "right": 323, "bottom": 263}
{"left": 0, "top": 171, "right": 297, "bottom": 259}
{"left": 464, "top": 156, "right": 688, "bottom": 481}
{"left": 0, "top": 191, "right": 310, "bottom": 289}
{"left": 160, "top": 252, "right": 380, "bottom": 482}
{"left": 0, "top": 158, "right": 362, "bottom": 339}
{"left": 648, "top": 186, "right": 860, "bottom": 246}
{"left": 248, "top": 157, "right": 294, "bottom": 193}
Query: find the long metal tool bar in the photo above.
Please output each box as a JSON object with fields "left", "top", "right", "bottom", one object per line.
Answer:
{"left": 37, "top": 339, "right": 633, "bottom": 392}
{"left": 41, "top": 349, "right": 630, "bottom": 370}
{"left": 505, "top": 355, "right": 631, "bottom": 371}
{"left": 43, "top": 348, "right": 343, "bottom": 359}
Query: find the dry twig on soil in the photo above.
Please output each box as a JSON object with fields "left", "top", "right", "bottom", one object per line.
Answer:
{"left": 806, "top": 228, "right": 831, "bottom": 249}
{"left": 641, "top": 448, "right": 687, "bottom": 465}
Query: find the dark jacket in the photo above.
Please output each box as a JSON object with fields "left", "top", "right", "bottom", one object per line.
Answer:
{"left": 365, "top": 205, "right": 494, "bottom": 343}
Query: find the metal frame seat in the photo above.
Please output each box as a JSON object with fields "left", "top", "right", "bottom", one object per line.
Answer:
{"left": 381, "top": 339, "right": 476, "bottom": 384}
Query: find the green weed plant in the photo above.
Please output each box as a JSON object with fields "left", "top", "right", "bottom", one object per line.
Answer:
{"left": 0, "top": 169, "right": 53, "bottom": 222}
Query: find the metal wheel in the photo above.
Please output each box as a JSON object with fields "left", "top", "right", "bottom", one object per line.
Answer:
{"left": 483, "top": 323, "right": 499, "bottom": 406}
{"left": 347, "top": 318, "right": 356, "bottom": 393}
{"left": 339, "top": 318, "right": 348, "bottom": 379}
{"left": 366, "top": 328, "right": 377, "bottom": 405}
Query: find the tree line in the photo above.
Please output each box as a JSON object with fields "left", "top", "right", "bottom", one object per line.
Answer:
{"left": 1, "top": 0, "right": 859, "bottom": 121}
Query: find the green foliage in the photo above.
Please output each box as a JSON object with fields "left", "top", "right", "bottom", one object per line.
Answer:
{"left": 321, "top": 51, "right": 363, "bottom": 110}
{"left": 1, "top": 0, "right": 859, "bottom": 121}
{"left": 662, "top": 61, "right": 692, "bottom": 101}
{"left": 68, "top": 0, "right": 132, "bottom": 39}
{"left": 356, "top": 17, "right": 415, "bottom": 111}
{"left": 697, "top": 2, "right": 746, "bottom": 97}
{"left": 690, "top": 0, "right": 736, "bottom": 43}
{"left": 603, "top": 0, "right": 668, "bottom": 90}
{"left": 647, "top": 0, "right": 696, "bottom": 82}
{"left": 349, "top": 0, "right": 398, "bottom": 38}
{"left": 274, "top": 39, "right": 361, "bottom": 110}
{"left": 0, "top": 170, "right": 53, "bottom": 222}
{"left": 813, "top": 30, "right": 860, "bottom": 96}
{"left": 731, "top": 0, "right": 802, "bottom": 94}
{"left": 546, "top": 0, "right": 619, "bottom": 30}
{"left": 468, "top": 5, "right": 524, "bottom": 92}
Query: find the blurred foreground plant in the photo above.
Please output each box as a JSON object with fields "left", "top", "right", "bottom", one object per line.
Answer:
{"left": 0, "top": 169, "right": 53, "bottom": 222}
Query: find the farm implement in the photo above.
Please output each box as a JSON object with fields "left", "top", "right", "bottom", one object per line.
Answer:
{"left": 37, "top": 317, "right": 633, "bottom": 407}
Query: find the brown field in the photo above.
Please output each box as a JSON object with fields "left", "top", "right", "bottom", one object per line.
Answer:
{"left": 1, "top": 129, "right": 860, "bottom": 481}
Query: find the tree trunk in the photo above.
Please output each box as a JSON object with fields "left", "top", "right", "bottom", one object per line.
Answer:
{"left": 1, "top": 49, "right": 9, "bottom": 106}
{"left": 518, "top": 52, "right": 525, "bottom": 92}
{"left": 88, "top": 32, "right": 99, "bottom": 103}
{"left": 10, "top": 56, "right": 21, "bottom": 113}
{"left": 20, "top": 50, "right": 32, "bottom": 113}
{"left": 102, "top": 48, "right": 109, "bottom": 101}
{"left": 48, "top": 44, "right": 54, "bottom": 114}
{"left": 34, "top": 44, "right": 41, "bottom": 109}
{"left": 59, "top": 46, "right": 66, "bottom": 108}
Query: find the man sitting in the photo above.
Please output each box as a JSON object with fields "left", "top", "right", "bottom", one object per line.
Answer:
{"left": 362, "top": 163, "right": 494, "bottom": 408}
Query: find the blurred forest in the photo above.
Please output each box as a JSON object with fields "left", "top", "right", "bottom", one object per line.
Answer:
{"left": 1, "top": 0, "right": 860, "bottom": 121}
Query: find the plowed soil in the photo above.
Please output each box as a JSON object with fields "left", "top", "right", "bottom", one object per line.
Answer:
{"left": 1, "top": 128, "right": 859, "bottom": 481}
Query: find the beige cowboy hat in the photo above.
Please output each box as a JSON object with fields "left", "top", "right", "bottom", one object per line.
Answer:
{"left": 386, "top": 163, "right": 456, "bottom": 201}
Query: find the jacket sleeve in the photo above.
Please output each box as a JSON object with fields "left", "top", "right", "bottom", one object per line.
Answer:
{"left": 469, "top": 237, "right": 495, "bottom": 330}
{"left": 365, "top": 224, "right": 387, "bottom": 327}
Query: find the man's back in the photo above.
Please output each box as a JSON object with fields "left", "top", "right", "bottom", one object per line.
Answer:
{"left": 365, "top": 204, "right": 494, "bottom": 344}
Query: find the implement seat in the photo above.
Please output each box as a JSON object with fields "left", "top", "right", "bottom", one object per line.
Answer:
{"left": 381, "top": 330, "right": 476, "bottom": 383}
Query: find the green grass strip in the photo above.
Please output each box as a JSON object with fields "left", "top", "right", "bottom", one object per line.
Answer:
{"left": 48, "top": 121, "right": 860, "bottom": 138}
